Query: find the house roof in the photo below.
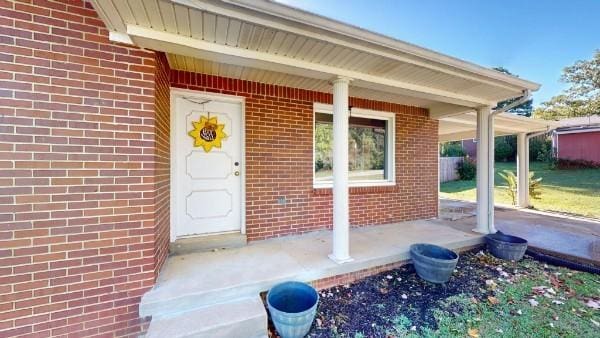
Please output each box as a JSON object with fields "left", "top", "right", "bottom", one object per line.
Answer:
{"left": 90, "top": 0, "right": 550, "bottom": 139}
{"left": 557, "top": 115, "right": 600, "bottom": 127}
{"left": 554, "top": 115, "right": 600, "bottom": 134}
{"left": 90, "top": 0, "right": 539, "bottom": 114}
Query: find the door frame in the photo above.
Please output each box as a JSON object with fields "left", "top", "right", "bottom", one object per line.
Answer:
{"left": 169, "top": 88, "right": 246, "bottom": 242}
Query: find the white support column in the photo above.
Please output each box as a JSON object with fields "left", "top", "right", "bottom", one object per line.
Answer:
{"left": 474, "top": 106, "right": 491, "bottom": 233}
{"left": 329, "top": 76, "right": 353, "bottom": 264}
{"left": 487, "top": 113, "right": 496, "bottom": 233}
{"left": 517, "top": 133, "right": 529, "bottom": 208}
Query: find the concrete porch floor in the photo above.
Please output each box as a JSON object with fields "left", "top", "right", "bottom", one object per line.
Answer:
{"left": 440, "top": 198, "right": 600, "bottom": 266}
{"left": 140, "top": 219, "right": 484, "bottom": 319}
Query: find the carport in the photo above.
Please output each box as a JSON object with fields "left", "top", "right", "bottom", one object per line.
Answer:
{"left": 437, "top": 109, "right": 558, "bottom": 233}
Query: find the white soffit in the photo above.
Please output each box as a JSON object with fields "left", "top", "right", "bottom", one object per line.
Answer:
{"left": 167, "top": 54, "right": 435, "bottom": 107}
{"left": 90, "top": 0, "right": 540, "bottom": 111}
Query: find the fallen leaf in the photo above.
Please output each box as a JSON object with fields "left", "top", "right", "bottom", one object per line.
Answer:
{"left": 550, "top": 275, "right": 563, "bottom": 289}
{"left": 529, "top": 299, "right": 539, "bottom": 307}
{"left": 468, "top": 328, "right": 480, "bottom": 338}
{"left": 488, "top": 296, "right": 500, "bottom": 305}
{"left": 591, "top": 319, "right": 600, "bottom": 327}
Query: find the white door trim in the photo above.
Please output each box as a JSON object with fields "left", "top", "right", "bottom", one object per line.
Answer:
{"left": 169, "top": 88, "right": 246, "bottom": 242}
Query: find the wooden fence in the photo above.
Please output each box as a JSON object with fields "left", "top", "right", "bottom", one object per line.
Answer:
{"left": 439, "top": 156, "right": 463, "bottom": 183}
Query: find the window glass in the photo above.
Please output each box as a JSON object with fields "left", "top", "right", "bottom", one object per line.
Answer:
{"left": 314, "top": 112, "right": 389, "bottom": 183}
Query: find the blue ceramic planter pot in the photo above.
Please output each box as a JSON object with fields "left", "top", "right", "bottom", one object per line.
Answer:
{"left": 410, "top": 243, "right": 459, "bottom": 284}
{"left": 267, "top": 281, "right": 319, "bottom": 338}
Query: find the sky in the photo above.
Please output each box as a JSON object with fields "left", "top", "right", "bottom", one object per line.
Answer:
{"left": 276, "top": 0, "right": 600, "bottom": 106}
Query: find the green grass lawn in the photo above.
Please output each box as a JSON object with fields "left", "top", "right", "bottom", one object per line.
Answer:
{"left": 440, "top": 161, "right": 600, "bottom": 219}
{"left": 429, "top": 255, "right": 600, "bottom": 338}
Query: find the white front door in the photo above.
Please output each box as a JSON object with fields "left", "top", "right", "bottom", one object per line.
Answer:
{"left": 172, "top": 93, "right": 243, "bottom": 238}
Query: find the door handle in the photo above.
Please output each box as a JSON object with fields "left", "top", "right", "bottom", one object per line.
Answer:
{"left": 234, "top": 171, "right": 240, "bottom": 176}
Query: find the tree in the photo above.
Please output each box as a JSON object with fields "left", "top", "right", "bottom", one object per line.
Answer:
{"left": 494, "top": 137, "right": 514, "bottom": 162}
{"left": 493, "top": 67, "right": 534, "bottom": 117}
{"left": 533, "top": 50, "right": 600, "bottom": 120}
{"left": 439, "top": 141, "right": 465, "bottom": 157}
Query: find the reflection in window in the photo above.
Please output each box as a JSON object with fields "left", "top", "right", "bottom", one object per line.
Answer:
{"left": 314, "top": 112, "right": 390, "bottom": 183}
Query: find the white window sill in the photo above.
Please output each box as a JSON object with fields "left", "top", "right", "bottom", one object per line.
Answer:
{"left": 313, "top": 181, "right": 396, "bottom": 189}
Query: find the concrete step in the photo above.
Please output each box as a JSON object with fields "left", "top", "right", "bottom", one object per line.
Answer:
{"left": 140, "top": 272, "right": 292, "bottom": 318}
{"left": 145, "top": 296, "right": 268, "bottom": 338}
{"left": 170, "top": 233, "right": 247, "bottom": 256}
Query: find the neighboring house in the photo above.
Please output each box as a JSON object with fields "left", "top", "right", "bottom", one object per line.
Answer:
{"left": 461, "top": 139, "right": 478, "bottom": 158}
{"left": 553, "top": 115, "right": 600, "bottom": 164}
{"left": 1, "top": 1, "right": 554, "bottom": 337}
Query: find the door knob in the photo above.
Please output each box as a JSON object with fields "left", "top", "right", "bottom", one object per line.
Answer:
{"left": 234, "top": 171, "right": 240, "bottom": 176}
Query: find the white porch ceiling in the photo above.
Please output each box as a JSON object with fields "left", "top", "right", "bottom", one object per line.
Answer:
{"left": 167, "top": 54, "right": 436, "bottom": 107}
{"left": 91, "top": 0, "right": 540, "bottom": 113}
{"left": 90, "top": 0, "right": 548, "bottom": 140}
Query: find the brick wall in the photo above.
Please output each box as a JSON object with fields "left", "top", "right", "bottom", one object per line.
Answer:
{"left": 151, "top": 52, "right": 170, "bottom": 278}
{"left": 0, "top": 1, "right": 168, "bottom": 336}
{"left": 171, "top": 71, "right": 439, "bottom": 241}
{"left": 1, "top": 0, "right": 438, "bottom": 335}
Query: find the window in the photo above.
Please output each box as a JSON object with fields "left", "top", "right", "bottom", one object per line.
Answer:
{"left": 313, "top": 104, "right": 395, "bottom": 187}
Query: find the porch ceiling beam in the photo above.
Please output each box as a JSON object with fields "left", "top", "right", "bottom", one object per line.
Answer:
{"left": 126, "top": 24, "right": 494, "bottom": 108}
{"left": 173, "top": 0, "right": 534, "bottom": 94}
{"left": 439, "top": 131, "right": 480, "bottom": 142}
{"left": 438, "top": 130, "right": 515, "bottom": 143}
{"left": 429, "top": 104, "right": 474, "bottom": 119}
{"left": 441, "top": 117, "right": 531, "bottom": 134}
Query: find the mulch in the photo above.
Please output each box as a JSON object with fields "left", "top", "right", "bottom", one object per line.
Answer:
{"left": 265, "top": 248, "right": 514, "bottom": 337}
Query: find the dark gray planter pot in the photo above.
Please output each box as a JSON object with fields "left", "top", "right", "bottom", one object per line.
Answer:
{"left": 410, "top": 243, "right": 459, "bottom": 284}
{"left": 486, "top": 232, "right": 528, "bottom": 261}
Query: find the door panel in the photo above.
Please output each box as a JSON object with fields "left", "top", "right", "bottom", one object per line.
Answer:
{"left": 174, "top": 95, "right": 242, "bottom": 238}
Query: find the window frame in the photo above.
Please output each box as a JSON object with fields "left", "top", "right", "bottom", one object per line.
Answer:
{"left": 312, "top": 102, "right": 396, "bottom": 189}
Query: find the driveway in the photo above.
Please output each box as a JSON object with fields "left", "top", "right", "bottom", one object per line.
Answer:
{"left": 439, "top": 199, "right": 600, "bottom": 266}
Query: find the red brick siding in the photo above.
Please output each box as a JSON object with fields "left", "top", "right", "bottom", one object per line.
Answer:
{"left": 171, "top": 71, "right": 439, "bottom": 241}
{"left": 0, "top": 1, "right": 166, "bottom": 336}
{"left": 461, "top": 139, "right": 477, "bottom": 159}
{"left": 152, "top": 52, "right": 170, "bottom": 277}
{"left": 557, "top": 132, "right": 600, "bottom": 164}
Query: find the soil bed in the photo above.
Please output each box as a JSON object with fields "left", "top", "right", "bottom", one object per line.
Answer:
{"left": 264, "top": 248, "right": 600, "bottom": 337}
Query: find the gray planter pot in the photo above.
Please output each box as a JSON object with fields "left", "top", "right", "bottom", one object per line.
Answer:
{"left": 410, "top": 243, "right": 459, "bottom": 284}
{"left": 267, "top": 281, "right": 319, "bottom": 338}
{"left": 486, "top": 232, "right": 528, "bottom": 261}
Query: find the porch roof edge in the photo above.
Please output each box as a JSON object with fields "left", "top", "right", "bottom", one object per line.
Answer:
{"left": 222, "top": 0, "right": 541, "bottom": 92}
